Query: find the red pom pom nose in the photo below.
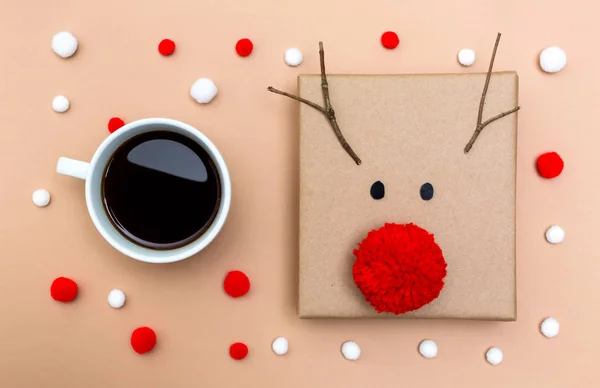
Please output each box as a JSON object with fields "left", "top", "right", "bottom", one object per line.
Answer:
{"left": 352, "top": 223, "right": 447, "bottom": 315}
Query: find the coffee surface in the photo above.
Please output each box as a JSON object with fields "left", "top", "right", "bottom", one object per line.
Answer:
{"left": 102, "top": 130, "right": 221, "bottom": 250}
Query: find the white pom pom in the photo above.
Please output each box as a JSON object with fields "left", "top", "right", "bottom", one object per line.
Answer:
{"left": 190, "top": 78, "right": 218, "bottom": 104}
{"left": 457, "top": 49, "right": 476, "bottom": 67}
{"left": 418, "top": 339, "right": 438, "bottom": 359}
{"left": 486, "top": 347, "right": 503, "bottom": 366}
{"left": 52, "top": 32, "right": 78, "bottom": 58}
{"left": 271, "top": 337, "right": 289, "bottom": 355}
{"left": 341, "top": 341, "right": 360, "bottom": 361}
{"left": 52, "top": 95, "right": 70, "bottom": 113}
{"left": 32, "top": 189, "right": 50, "bottom": 207}
{"left": 545, "top": 225, "right": 564, "bottom": 244}
{"left": 540, "top": 317, "right": 559, "bottom": 338}
{"left": 107, "top": 289, "right": 126, "bottom": 309}
{"left": 284, "top": 48, "right": 303, "bottom": 67}
{"left": 539, "top": 47, "right": 567, "bottom": 73}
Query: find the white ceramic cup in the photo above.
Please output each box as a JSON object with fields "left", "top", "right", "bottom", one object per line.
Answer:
{"left": 56, "top": 118, "right": 231, "bottom": 264}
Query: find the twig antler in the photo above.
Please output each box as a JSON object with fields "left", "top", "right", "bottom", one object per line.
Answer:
{"left": 464, "top": 33, "right": 521, "bottom": 154}
{"left": 268, "top": 42, "right": 362, "bottom": 165}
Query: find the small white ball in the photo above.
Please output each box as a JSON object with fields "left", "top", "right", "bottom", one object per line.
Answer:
{"left": 485, "top": 347, "right": 503, "bottom": 366}
{"left": 271, "top": 336, "right": 289, "bottom": 355}
{"left": 545, "top": 225, "right": 564, "bottom": 244}
{"left": 52, "top": 95, "right": 70, "bottom": 113}
{"left": 457, "top": 49, "right": 476, "bottom": 67}
{"left": 107, "top": 289, "right": 126, "bottom": 309}
{"left": 539, "top": 47, "right": 567, "bottom": 73}
{"left": 341, "top": 341, "right": 360, "bottom": 361}
{"left": 190, "top": 78, "right": 218, "bottom": 104}
{"left": 52, "top": 31, "right": 78, "bottom": 58}
{"left": 540, "top": 317, "right": 560, "bottom": 338}
{"left": 284, "top": 48, "right": 303, "bottom": 67}
{"left": 32, "top": 189, "right": 50, "bottom": 207}
{"left": 418, "top": 339, "right": 438, "bottom": 359}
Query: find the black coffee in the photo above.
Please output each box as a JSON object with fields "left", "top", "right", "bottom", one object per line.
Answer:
{"left": 102, "top": 130, "right": 221, "bottom": 250}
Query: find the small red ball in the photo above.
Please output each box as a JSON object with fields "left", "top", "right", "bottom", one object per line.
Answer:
{"left": 381, "top": 31, "right": 400, "bottom": 49}
{"left": 235, "top": 38, "right": 253, "bottom": 57}
{"left": 50, "top": 277, "right": 78, "bottom": 302}
{"left": 158, "top": 39, "right": 176, "bottom": 56}
{"left": 353, "top": 223, "right": 447, "bottom": 315}
{"left": 229, "top": 342, "right": 248, "bottom": 360}
{"left": 108, "top": 117, "right": 125, "bottom": 133}
{"left": 131, "top": 327, "right": 156, "bottom": 354}
{"left": 536, "top": 151, "right": 564, "bottom": 179}
{"left": 223, "top": 270, "right": 250, "bottom": 298}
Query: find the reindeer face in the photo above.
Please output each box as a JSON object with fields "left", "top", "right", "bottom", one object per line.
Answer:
{"left": 297, "top": 71, "right": 518, "bottom": 320}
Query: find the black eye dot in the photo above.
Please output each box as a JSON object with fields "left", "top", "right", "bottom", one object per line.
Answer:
{"left": 370, "top": 181, "right": 385, "bottom": 200}
{"left": 420, "top": 182, "right": 434, "bottom": 201}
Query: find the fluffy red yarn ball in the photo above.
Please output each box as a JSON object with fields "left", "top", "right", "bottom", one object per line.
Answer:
{"left": 108, "top": 117, "right": 125, "bottom": 133}
{"left": 536, "top": 151, "right": 564, "bottom": 179}
{"left": 352, "top": 223, "right": 447, "bottom": 315}
{"left": 223, "top": 270, "right": 250, "bottom": 298}
{"left": 158, "top": 39, "right": 176, "bottom": 56}
{"left": 229, "top": 342, "right": 248, "bottom": 360}
{"left": 131, "top": 327, "right": 156, "bottom": 354}
{"left": 50, "top": 277, "right": 78, "bottom": 302}
{"left": 235, "top": 38, "right": 253, "bottom": 57}
{"left": 381, "top": 31, "right": 399, "bottom": 49}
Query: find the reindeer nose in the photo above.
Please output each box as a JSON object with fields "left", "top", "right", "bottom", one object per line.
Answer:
{"left": 352, "top": 223, "right": 447, "bottom": 315}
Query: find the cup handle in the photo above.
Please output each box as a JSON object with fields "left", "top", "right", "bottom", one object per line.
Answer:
{"left": 56, "top": 157, "right": 90, "bottom": 180}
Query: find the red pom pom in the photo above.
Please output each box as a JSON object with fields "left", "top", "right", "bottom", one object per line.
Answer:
{"left": 50, "top": 277, "right": 78, "bottom": 302}
{"left": 536, "top": 151, "right": 564, "bottom": 179}
{"left": 229, "top": 342, "right": 248, "bottom": 360}
{"left": 158, "top": 39, "right": 176, "bottom": 56}
{"left": 352, "top": 223, "right": 447, "bottom": 315}
{"left": 235, "top": 38, "right": 253, "bottom": 57}
{"left": 381, "top": 31, "right": 399, "bottom": 49}
{"left": 131, "top": 327, "right": 156, "bottom": 354}
{"left": 108, "top": 117, "right": 125, "bottom": 133}
{"left": 223, "top": 270, "right": 250, "bottom": 298}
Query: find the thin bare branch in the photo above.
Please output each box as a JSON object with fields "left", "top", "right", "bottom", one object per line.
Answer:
{"left": 479, "top": 106, "right": 521, "bottom": 130}
{"left": 267, "top": 42, "right": 362, "bottom": 165}
{"left": 476, "top": 33, "right": 502, "bottom": 127}
{"left": 464, "top": 32, "right": 521, "bottom": 154}
{"left": 328, "top": 112, "right": 362, "bottom": 165}
{"left": 464, "top": 106, "right": 521, "bottom": 154}
{"left": 267, "top": 87, "right": 326, "bottom": 114}
{"left": 319, "top": 42, "right": 332, "bottom": 112}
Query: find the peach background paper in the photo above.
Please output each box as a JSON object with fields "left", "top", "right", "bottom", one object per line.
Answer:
{"left": 0, "top": 0, "right": 598, "bottom": 387}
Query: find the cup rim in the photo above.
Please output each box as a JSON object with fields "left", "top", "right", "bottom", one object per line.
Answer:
{"left": 84, "top": 117, "right": 231, "bottom": 264}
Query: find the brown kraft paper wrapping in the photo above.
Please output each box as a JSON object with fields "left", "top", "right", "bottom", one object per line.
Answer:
{"left": 298, "top": 72, "right": 518, "bottom": 320}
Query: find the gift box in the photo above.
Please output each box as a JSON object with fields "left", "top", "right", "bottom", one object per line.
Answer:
{"left": 297, "top": 69, "right": 518, "bottom": 320}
